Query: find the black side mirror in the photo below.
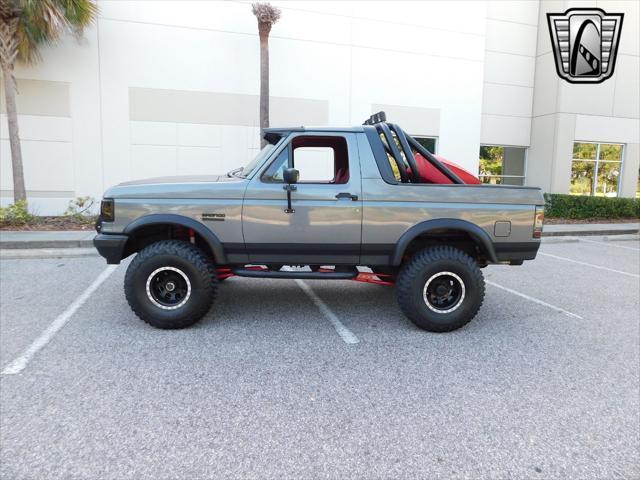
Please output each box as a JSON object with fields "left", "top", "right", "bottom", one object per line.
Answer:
{"left": 283, "top": 167, "right": 299, "bottom": 184}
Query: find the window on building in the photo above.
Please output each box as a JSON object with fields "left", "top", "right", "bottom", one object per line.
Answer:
{"left": 413, "top": 136, "right": 437, "bottom": 154}
{"left": 570, "top": 142, "right": 623, "bottom": 197}
{"left": 478, "top": 146, "right": 526, "bottom": 186}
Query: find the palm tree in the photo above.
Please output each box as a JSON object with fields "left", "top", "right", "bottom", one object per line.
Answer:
{"left": 0, "top": 0, "right": 97, "bottom": 203}
{"left": 251, "top": 2, "right": 280, "bottom": 148}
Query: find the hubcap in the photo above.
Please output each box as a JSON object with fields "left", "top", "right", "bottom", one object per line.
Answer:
{"left": 422, "top": 271, "right": 465, "bottom": 314}
{"left": 146, "top": 267, "right": 191, "bottom": 310}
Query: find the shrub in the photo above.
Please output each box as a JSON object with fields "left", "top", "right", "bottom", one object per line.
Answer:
{"left": 544, "top": 193, "right": 640, "bottom": 219}
{"left": 0, "top": 200, "right": 35, "bottom": 225}
{"left": 64, "top": 196, "right": 96, "bottom": 223}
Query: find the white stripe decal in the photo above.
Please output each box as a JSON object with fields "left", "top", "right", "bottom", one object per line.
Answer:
{"left": 539, "top": 252, "right": 639, "bottom": 278}
{"left": 2, "top": 265, "right": 118, "bottom": 375}
{"left": 295, "top": 280, "right": 359, "bottom": 345}
{"left": 487, "top": 280, "right": 583, "bottom": 319}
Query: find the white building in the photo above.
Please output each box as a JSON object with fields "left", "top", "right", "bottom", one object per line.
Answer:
{"left": 1, "top": 0, "right": 638, "bottom": 214}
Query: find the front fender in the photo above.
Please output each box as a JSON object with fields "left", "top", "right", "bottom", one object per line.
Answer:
{"left": 124, "top": 214, "right": 227, "bottom": 264}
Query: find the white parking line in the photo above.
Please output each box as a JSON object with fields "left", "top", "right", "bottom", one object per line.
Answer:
{"left": 1, "top": 265, "right": 118, "bottom": 375}
{"left": 486, "top": 280, "right": 583, "bottom": 319}
{"left": 578, "top": 237, "right": 640, "bottom": 251}
{"left": 539, "top": 252, "right": 640, "bottom": 279}
{"left": 295, "top": 280, "right": 360, "bottom": 345}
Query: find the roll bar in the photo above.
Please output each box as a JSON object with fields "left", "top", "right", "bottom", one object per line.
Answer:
{"left": 363, "top": 111, "right": 464, "bottom": 184}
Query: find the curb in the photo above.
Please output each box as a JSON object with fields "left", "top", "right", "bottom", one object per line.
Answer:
{"left": 542, "top": 228, "right": 639, "bottom": 237}
{"left": 0, "top": 239, "right": 95, "bottom": 249}
{"left": 542, "top": 234, "right": 639, "bottom": 244}
{"left": 0, "top": 248, "right": 99, "bottom": 260}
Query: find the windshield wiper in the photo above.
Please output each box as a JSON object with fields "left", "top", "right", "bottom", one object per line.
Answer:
{"left": 226, "top": 167, "right": 243, "bottom": 178}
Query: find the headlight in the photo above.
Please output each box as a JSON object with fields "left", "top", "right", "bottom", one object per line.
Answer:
{"left": 533, "top": 205, "right": 544, "bottom": 238}
{"left": 100, "top": 198, "right": 114, "bottom": 222}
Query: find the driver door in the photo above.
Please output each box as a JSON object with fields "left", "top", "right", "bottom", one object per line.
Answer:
{"left": 242, "top": 132, "right": 362, "bottom": 264}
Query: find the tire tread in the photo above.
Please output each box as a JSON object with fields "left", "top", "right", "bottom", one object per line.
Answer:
{"left": 124, "top": 240, "right": 217, "bottom": 329}
{"left": 396, "top": 245, "right": 485, "bottom": 332}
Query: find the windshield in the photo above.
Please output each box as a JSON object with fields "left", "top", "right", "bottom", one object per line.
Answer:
{"left": 238, "top": 142, "right": 279, "bottom": 178}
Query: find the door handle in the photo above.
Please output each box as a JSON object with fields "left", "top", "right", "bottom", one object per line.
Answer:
{"left": 335, "top": 192, "right": 358, "bottom": 201}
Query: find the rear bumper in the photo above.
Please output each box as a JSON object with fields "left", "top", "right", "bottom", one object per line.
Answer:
{"left": 493, "top": 241, "right": 540, "bottom": 262}
{"left": 94, "top": 233, "right": 128, "bottom": 264}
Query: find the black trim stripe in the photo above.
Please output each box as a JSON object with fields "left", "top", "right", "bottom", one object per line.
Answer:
{"left": 224, "top": 243, "right": 361, "bottom": 256}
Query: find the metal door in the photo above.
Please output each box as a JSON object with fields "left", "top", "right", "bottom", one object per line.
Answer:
{"left": 242, "top": 132, "right": 362, "bottom": 264}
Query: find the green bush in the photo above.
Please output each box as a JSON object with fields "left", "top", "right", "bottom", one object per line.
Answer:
{"left": 0, "top": 200, "right": 35, "bottom": 225}
{"left": 544, "top": 193, "right": 640, "bottom": 219}
{"left": 64, "top": 196, "right": 96, "bottom": 223}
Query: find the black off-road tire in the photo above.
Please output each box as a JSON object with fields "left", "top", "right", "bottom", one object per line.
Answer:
{"left": 124, "top": 240, "right": 218, "bottom": 329}
{"left": 396, "top": 246, "right": 485, "bottom": 332}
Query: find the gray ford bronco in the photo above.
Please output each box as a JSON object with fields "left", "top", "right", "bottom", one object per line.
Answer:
{"left": 94, "top": 113, "right": 544, "bottom": 332}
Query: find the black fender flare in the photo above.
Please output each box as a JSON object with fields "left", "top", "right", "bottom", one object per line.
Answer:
{"left": 124, "top": 214, "right": 227, "bottom": 264}
{"left": 391, "top": 218, "right": 498, "bottom": 265}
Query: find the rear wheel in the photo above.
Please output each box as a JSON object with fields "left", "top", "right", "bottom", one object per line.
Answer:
{"left": 124, "top": 240, "right": 217, "bottom": 329}
{"left": 396, "top": 246, "right": 484, "bottom": 332}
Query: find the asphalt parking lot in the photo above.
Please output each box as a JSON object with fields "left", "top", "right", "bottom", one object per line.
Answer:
{"left": 1, "top": 236, "right": 639, "bottom": 479}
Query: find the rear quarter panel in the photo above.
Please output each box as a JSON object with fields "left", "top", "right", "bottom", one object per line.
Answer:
{"left": 360, "top": 180, "right": 544, "bottom": 263}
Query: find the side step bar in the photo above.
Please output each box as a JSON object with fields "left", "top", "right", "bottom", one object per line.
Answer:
{"left": 232, "top": 268, "right": 357, "bottom": 280}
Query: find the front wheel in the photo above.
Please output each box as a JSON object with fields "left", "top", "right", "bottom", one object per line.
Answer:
{"left": 124, "top": 240, "right": 218, "bottom": 329}
{"left": 396, "top": 246, "right": 485, "bottom": 332}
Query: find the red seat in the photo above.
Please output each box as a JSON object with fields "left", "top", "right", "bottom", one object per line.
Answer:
{"left": 334, "top": 167, "right": 349, "bottom": 184}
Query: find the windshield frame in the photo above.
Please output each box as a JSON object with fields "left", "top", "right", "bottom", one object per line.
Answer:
{"left": 238, "top": 136, "right": 286, "bottom": 179}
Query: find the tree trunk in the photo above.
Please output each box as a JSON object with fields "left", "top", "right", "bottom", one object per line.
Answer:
{"left": 258, "top": 28, "right": 269, "bottom": 148}
{"left": 1, "top": 61, "right": 26, "bottom": 203}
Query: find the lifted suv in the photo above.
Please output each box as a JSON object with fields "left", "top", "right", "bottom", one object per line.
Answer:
{"left": 95, "top": 113, "right": 544, "bottom": 332}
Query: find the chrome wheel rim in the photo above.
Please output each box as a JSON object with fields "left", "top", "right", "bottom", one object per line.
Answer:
{"left": 146, "top": 267, "right": 191, "bottom": 310}
{"left": 423, "top": 271, "right": 465, "bottom": 313}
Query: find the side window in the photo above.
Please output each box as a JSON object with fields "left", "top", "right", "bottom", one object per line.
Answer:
{"left": 294, "top": 147, "right": 335, "bottom": 182}
{"left": 261, "top": 135, "right": 350, "bottom": 184}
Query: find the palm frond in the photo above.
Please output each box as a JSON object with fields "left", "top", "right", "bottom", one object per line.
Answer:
{"left": 252, "top": 3, "right": 281, "bottom": 26}
{"left": 14, "top": 0, "right": 97, "bottom": 64}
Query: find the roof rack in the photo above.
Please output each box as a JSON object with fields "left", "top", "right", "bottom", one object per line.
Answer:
{"left": 363, "top": 111, "right": 463, "bottom": 184}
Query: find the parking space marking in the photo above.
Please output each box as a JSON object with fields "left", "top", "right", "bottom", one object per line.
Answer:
{"left": 1, "top": 265, "right": 118, "bottom": 375}
{"left": 578, "top": 238, "right": 640, "bottom": 251}
{"left": 295, "top": 280, "right": 359, "bottom": 345}
{"left": 539, "top": 252, "right": 640, "bottom": 279}
{"left": 486, "top": 280, "right": 583, "bottom": 319}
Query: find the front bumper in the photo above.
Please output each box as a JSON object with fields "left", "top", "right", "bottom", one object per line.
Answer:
{"left": 94, "top": 233, "right": 128, "bottom": 264}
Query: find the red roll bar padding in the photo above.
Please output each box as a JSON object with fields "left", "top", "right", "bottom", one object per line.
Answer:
{"left": 412, "top": 153, "right": 481, "bottom": 185}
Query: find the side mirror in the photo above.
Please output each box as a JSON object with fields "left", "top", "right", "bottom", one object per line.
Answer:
{"left": 283, "top": 167, "right": 299, "bottom": 184}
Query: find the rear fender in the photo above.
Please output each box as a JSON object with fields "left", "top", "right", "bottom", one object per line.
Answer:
{"left": 392, "top": 218, "right": 498, "bottom": 265}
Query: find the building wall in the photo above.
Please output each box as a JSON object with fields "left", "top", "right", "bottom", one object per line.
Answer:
{"left": 480, "top": 0, "right": 539, "bottom": 147}
{"left": 0, "top": 1, "right": 638, "bottom": 215}
{"left": 1, "top": 0, "right": 488, "bottom": 214}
